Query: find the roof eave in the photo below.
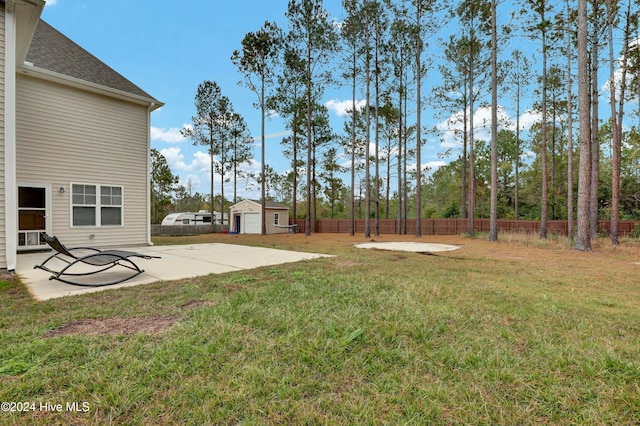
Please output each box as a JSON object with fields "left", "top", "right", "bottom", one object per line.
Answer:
{"left": 10, "top": 0, "right": 45, "bottom": 64}
{"left": 18, "top": 63, "right": 164, "bottom": 110}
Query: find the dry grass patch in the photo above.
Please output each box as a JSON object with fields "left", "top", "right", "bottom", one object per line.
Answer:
{"left": 43, "top": 316, "right": 178, "bottom": 338}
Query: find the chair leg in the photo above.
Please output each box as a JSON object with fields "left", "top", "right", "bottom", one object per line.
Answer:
{"left": 48, "top": 255, "right": 145, "bottom": 287}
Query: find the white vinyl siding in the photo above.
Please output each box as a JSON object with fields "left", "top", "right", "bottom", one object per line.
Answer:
{"left": 0, "top": 6, "right": 6, "bottom": 268}
{"left": 16, "top": 74, "right": 148, "bottom": 248}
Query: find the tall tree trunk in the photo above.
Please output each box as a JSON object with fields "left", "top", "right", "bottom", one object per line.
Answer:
{"left": 305, "top": 35, "right": 312, "bottom": 237}
{"left": 575, "top": 0, "right": 592, "bottom": 251}
{"left": 608, "top": 0, "right": 619, "bottom": 244}
{"left": 350, "top": 48, "right": 356, "bottom": 237}
{"left": 210, "top": 139, "right": 215, "bottom": 233}
{"left": 489, "top": 0, "right": 498, "bottom": 241}
{"left": 467, "top": 29, "right": 476, "bottom": 236}
{"left": 610, "top": 0, "right": 632, "bottom": 245}
{"left": 397, "top": 60, "right": 403, "bottom": 234}
{"left": 462, "top": 81, "right": 468, "bottom": 219}
{"left": 515, "top": 82, "right": 521, "bottom": 220}
{"left": 566, "top": 0, "right": 574, "bottom": 241}
{"left": 403, "top": 82, "right": 408, "bottom": 234}
{"left": 293, "top": 116, "right": 298, "bottom": 226}
{"left": 374, "top": 35, "right": 380, "bottom": 236}
{"left": 540, "top": 18, "right": 549, "bottom": 239}
{"left": 312, "top": 135, "right": 317, "bottom": 231}
{"left": 365, "top": 46, "right": 372, "bottom": 238}
{"left": 589, "top": 3, "right": 601, "bottom": 239}
{"left": 415, "top": 3, "right": 422, "bottom": 237}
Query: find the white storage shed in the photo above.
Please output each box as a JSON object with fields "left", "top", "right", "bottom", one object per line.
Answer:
{"left": 229, "top": 200, "right": 292, "bottom": 234}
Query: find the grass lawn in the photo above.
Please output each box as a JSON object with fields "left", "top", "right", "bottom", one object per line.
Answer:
{"left": 1, "top": 232, "right": 640, "bottom": 425}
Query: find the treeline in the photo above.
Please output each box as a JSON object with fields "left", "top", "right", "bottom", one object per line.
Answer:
{"left": 154, "top": 0, "right": 640, "bottom": 249}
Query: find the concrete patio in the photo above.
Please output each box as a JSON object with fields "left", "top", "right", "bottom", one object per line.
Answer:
{"left": 16, "top": 243, "right": 330, "bottom": 301}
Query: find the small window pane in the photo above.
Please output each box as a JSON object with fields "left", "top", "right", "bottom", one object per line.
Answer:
{"left": 73, "top": 206, "right": 96, "bottom": 226}
{"left": 100, "top": 186, "right": 122, "bottom": 207}
{"left": 101, "top": 207, "right": 122, "bottom": 226}
{"left": 72, "top": 184, "right": 97, "bottom": 205}
{"left": 19, "top": 187, "right": 45, "bottom": 208}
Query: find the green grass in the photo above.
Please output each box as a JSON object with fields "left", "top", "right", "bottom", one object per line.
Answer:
{"left": 1, "top": 235, "right": 640, "bottom": 425}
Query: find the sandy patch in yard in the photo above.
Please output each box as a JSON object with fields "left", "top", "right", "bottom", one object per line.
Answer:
{"left": 43, "top": 316, "right": 178, "bottom": 337}
{"left": 354, "top": 241, "right": 462, "bottom": 252}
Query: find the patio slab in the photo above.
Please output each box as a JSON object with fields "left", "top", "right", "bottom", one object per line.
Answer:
{"left": 16, "top": 243, "right": 331, "bottom": 301}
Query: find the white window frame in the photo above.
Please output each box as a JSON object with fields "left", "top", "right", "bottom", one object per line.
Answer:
{"left": 70, "top": 183, "right": 124, "bottom": 227}
{"left": 274, "top": 212, "right": 280, "bottom": 225}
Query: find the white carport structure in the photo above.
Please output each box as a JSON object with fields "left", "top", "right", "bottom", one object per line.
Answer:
{"left": 229, "top": 200, "right": 291, "bottom": 235}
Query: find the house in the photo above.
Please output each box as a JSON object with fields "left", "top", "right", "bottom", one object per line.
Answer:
{"left": 229, "top": 200, "right": 291, "bottom": 235}
{"left": 2, "top": 1, "right": 162, "bottom": 270}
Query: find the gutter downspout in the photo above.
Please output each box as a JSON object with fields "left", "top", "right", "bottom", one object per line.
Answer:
{"left": 146, "top": 101, "right": 155, "bottom": 246}
{"left": 4, "top": 4, "right": 17, "bottom": 270}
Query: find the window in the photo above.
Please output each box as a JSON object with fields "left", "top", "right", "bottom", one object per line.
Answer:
{"left": 100, "top": 186, "right": 122, "bottom": 226}
{"left": 72, "top": 184, "right": 123, "bottom": 227}
{"left": 274, "top": 212, "right": 279, "bottom": 225}
{"left": 72, "top": 184, "right": 97, "bottom": 226}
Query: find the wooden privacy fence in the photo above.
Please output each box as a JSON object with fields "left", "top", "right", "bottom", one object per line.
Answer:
{"left": 293, "top": 218, "right": 640, "bottom": 237}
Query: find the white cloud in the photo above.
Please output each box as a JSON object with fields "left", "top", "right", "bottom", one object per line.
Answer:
{"left": 437, "top": 105, "right": 539, "bottom": 149}
{"left": 325, "top": 99, "right": 366, "bottom": 117}
{"left": 517, "top": 109, "right": 541, "bottom": 131}
{"left": 44, "top": 0, "right": 58, "bottom": 5}
{"left": 151, "top": 126, "right": 189, "bottom": 143}
{"left": 160, "top": 147, "right": 212, "bottom": 174}
{"left": 425, "top": 161, "right": 446, "bottom": 172}
{"left": 252, "top": 131, "right": 292, "bottom": 143}
{"left": 406, "top": 161, "right": 446, "bottom": 174}
{"left": 159, "top": 147, "right": 187, "bottom": 171}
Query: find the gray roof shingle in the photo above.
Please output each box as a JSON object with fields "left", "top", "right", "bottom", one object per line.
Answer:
{"left": 25, "top": 20, "right": 158, "bottom": 102}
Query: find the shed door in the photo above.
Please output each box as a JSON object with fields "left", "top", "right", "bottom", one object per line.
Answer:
{"left": 244, "top": 212, "right": 260, "bottom": 234}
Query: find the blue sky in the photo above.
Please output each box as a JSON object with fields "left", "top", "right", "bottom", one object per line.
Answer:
{"left": 41, "top": 0, "right": 501, "bottom": 201}
{"left": 42, "top": 0, "right": 339, "bottom": 199}
{"left": 41, "top": 0, "right": 634, "bottom": 201}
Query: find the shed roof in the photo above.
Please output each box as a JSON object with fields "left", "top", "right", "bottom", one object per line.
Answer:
{"left": 25, "top": 20, "right": 160, "bottom": 104}
{"left": 230, "top": 200, "right": 290, "bottom": 210}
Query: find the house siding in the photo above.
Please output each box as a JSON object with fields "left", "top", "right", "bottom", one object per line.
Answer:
{"left": 16, "top": 74, "right": 149, "bottom": 248}
{"left": 0, "top": 5, "right": 6, "bottom": 269}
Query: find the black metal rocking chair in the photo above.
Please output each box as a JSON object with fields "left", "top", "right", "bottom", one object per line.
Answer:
{"left": 34, "top": 233, "right": 160, "bottom": 287}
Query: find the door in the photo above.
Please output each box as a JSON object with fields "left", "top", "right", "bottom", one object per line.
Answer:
{"left": 235, "top": 215, "right": 241, "bottom": 233}
{"left": 244, "top": 212, "right": 260, "bottom": 234}
{"left": 18, "top": 186, "right": 49, "bottom": 250}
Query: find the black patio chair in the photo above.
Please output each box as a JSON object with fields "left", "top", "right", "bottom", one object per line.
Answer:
{"left": 34, "top": 233, "right": 160, "bottom": 287}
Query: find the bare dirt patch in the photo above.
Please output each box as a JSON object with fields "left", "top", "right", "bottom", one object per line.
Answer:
{"left": 43, "top": 316, "right": 178, "bottom": 338}
{"left": 181, "top": 299, "right": 217, "bottom": 310}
